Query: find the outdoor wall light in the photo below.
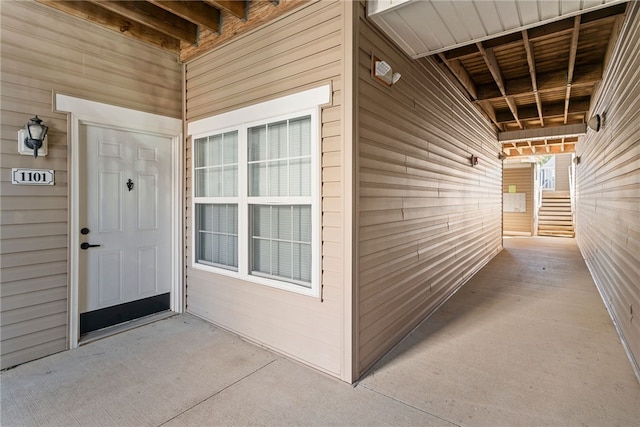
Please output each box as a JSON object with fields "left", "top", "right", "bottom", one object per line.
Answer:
{"left": 587, "top": 114, "right": 601, "bottom": 132}
{"left": 373, "top": 57, "right": 401, "bottom": 86}
{"left": 573, "top": 156, "right": 581, "bottom": 165}
{"left": 18, "top": 115, "right": 48, "bottom": 158}
{"left": 470, "top": 155, "right": 479, "bottom": 166}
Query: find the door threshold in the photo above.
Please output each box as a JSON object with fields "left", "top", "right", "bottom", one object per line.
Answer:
{"left": 79, "top": 310, "right": 176, "bottom": 345}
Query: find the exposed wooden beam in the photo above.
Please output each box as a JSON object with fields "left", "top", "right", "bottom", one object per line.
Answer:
{"left": 522, "top": 29, "right": 544, "bottom": 127}
{"left": 36, "top": 0, "right": 180, "bottom": 53}
{"left": 478, "top": 100, "right": 503, "bottom": 132}
{"left": 205, "top": 0, "right": 248, "bottom": 20}
{"left": 495, "top": 97, "right": 591, "bottom": 123}
{"left": 437, "top": 54, "right": 477, "bottom": 100}
{"left": 148, "top": 0, "right": 221, "bottom": 34}
{"left": 477, "top": 42, "right": 522, "bottom": 129}
{"left": 476, "top": 63, "right": 602, "bottom": 101}
{"left": 564, "top": 16, "right": 581, "bottom": 124}
{"left": 503, "top": 143, "right": 576, "bottom": 157}
{"left": 88, "top": 0, "right": 198, "bottom": 44}
{"left": 498, "top": 123, "right": 587, "bottom": 144}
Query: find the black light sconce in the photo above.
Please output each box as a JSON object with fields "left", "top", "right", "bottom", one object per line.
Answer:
{"left": 470, "top": 155, "right": 479, "bottom": 167}
{"left": 498, "top": 152, "right": 507, "bottom": 160}
{"left": 18, "top": 115, "right": 49, "bottom": 158}
{"left": 573, "top": 156, "right": 581, "bottom": 165}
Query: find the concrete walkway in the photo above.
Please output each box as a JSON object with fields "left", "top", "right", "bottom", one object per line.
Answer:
{"left": 2, "top": 237, "right": 640, "bottom": 426}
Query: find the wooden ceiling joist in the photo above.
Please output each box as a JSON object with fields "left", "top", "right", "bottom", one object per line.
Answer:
{"left": 147, "top": 0, "right": 221, "bottom": 34}
{"left": 89, "top": 0, "right": 198, "bottom": 44}
{"left": 475, "top": 63, "right": 603, "bottom": 102}
{"left": 495, "top": 97, "right": 591, "bottom": 123}
{"left": 438, "top": 54, "right": 478, "bottom": 100}
{"left": 564, "top": 16, "right": 581, "bottom": 124}
{"left": 476, "top": 42, "right": 522, "bottom": 129}
{"left": 522, "top": 29, "right": 544, "bottom": 127}
{"left": 37, "top": 0, "right": 180, "bottom": 52}
{"left": 205, "top": 0, "right": 248, "bottom": 20}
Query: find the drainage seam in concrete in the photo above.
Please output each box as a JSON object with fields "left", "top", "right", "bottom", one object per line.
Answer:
{"left": 158, "top": 358, "right": 278, "bottom": 426}
{"left": 358, "top": 383, "right": 462, "bottom": 427}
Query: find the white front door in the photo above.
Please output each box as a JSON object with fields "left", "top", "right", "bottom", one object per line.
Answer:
{"left": 79, "top": 124, "right": 172, "bottom": 332}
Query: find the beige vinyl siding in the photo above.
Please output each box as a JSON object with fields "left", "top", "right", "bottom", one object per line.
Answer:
{"left": 355, "top": 1, "right": 503, "bottom": 375}
{"left": 0, "top": 0, "right": 181, "bottom": 369}
{"left": 555, "top": 153, "right": 572, "bottom": 192}
{"left": 575, "top": 3, "right": 640, "bottom": 376}
{"left": 185, "top": 1, "right": 346, "bottom": 378}
{"left": 503, "top": 164, "right": 535, "bottom": 235}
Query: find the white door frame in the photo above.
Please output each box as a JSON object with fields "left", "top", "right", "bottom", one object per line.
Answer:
{"left": 55, "top": 93, "right": 183, "bottom": 348}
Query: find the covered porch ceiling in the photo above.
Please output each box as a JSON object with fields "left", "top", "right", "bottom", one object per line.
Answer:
{"left": 35, "top": 0, "right": 307, "bottom": 62}
{"left": 369, "top": 0, "right": 629, "bottom": 157}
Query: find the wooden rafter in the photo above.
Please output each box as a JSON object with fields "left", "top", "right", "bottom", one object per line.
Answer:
{"left": 495, "top": 97, "right": 591, "bottom": 123}
{"left": 88, "top": 0, "right": 198, "bottom": 44}
{"left": 438, "top": 54, "right": 478, "bottom": 99}
{"left": 476, "top": 63, "right": 602, "bottom": 101}
{"left": 205, "top": 0, "right": 248, "bottom": 20}
{"left": 522, "top": 29, "right": 544, "bottom": 127}
{"left": 476, "top": 42, "right": 522, "bottom": 129}
{"left": 564, "top": 16, "right": 581, "bottom": 124}
{"left": 147, "top": 0, "right": 221, "bottom": 34}
{"left": 36, "top": 0, "right": 180, "bottom": 52}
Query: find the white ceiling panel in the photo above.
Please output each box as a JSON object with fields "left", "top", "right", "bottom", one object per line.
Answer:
{"left": 496, "top": 1, "right": 523, "bottom": 30}
{"left": 518, "top": 1, "right": 543, "bottom": 25}
{"left": 367, "top": 0, "right": 626, "bottom": 58}
{"left": 475, "top": 1, "right": 504, "bottom": 34}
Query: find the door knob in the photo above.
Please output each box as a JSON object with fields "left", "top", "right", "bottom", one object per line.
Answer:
{"left": 81, "top": 242, "right": 101, "bottom": 250}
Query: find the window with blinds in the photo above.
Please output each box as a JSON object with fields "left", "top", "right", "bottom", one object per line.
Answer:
{"left": 194, "top": 131, "right": 238, "bottom": 270}
{"left": 247, "top": 116, "right": 312, "bottom": 286}
{"left": 192, "top": 111, "right": 318, "bottom": 295}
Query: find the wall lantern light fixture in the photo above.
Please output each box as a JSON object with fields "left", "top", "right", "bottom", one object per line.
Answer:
{"left": 587, "top": 114, "right": 602, "bottom": 132}
{"left": 470, "top": 155, "right": 479, "bottom": 166}
{"left": 18, "top": 115, "right": 48, "bottom": 158}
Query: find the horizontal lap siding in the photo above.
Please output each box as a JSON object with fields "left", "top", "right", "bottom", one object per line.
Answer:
{"left": 555, "top": 153, "right": 572, "bottom": 192}
{"left": 0, "top": 1, "right": 182, "bottom": 369}
{"left": 503, "top": 165, "right": 534, "bottom": 235}
{"left": 185, "top": 1, "right": 345, "bottom": 377}
{"left": 356, "top": 2, "right": 502, "bottom": 375}
{"left": 575, "top": 4, "right": 640, "bottom": 376}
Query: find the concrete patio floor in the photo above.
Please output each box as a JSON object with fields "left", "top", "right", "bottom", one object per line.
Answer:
{"left": 2, "top": 237, "right": 640, "bottom": 426}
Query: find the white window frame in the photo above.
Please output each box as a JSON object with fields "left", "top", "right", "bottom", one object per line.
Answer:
{"left": 188, "top": 85, "right": 330, "bottom": 297}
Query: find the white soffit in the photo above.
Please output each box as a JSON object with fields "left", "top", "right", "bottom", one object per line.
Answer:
{"left": 367, "top": 0, "right": 627, "bottom": 58}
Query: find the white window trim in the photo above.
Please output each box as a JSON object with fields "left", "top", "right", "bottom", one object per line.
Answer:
{"left": 189, "top": 85, "right": 330, "bottom": 298}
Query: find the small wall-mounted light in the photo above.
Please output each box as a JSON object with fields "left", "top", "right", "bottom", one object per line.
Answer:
{"left": 573, "top": 156, "right": 581, "bottom": 165}
{"left": 587, "top": 114, "right": 601, "bottom": 132}
{"left": 18, "top": 115, "right": 48, "bottom": 158}
{"left": 372, "top": 56, "right": 401, "bottom": 86}
{"left": 498, "top": 152, "right": 507, "bottom": 160}
{"left": 470, "top": 155, "right": 479, "bottom": 166}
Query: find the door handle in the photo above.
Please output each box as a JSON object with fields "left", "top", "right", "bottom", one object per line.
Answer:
{"left": 81, "top": 242, "right": 101, "bottom": 250}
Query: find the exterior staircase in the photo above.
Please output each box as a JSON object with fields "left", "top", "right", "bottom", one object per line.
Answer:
{"left": 537, "top": 191, "right": 575, "bottom": 237}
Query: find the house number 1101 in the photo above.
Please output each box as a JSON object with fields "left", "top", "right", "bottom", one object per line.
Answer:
{"left": 11, "top": 168, "right": 55, "bottom": 185}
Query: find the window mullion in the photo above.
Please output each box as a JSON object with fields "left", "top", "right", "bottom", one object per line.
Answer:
{"left": 238, "top": 124, "right": 249, "bottom": 278}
